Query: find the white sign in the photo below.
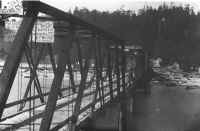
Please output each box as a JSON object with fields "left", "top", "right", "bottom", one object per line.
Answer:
{"left": 0, "top": 8, "right": 18, "bottom": 15}
{"left": 5, "top": 20, "right": 54, "bottom": 43}
{"left": 32, "top": 21, "right": 54, "bottom": 43}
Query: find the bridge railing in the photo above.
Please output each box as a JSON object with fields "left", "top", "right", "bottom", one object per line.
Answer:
{"left": 0, "top": 1, "right": 135, "bottom": 131}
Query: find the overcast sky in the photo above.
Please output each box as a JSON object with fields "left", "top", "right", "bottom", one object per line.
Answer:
{"left": 3, "top": 0, "right": 200, "bottom": 13}
{"left": 42, "top": 0, "right": 200, "bottom": 13}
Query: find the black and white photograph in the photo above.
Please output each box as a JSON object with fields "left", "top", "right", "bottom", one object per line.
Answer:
{"left": 0, "top": 0, "right": 199, "bottom": 130}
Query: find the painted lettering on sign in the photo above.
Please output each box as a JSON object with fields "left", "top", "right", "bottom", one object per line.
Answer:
{"left": 5, "top": 20, "right": 54, "bottom": 43}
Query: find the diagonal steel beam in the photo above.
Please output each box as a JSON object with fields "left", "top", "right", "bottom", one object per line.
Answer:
{"left": 19, "top": 45, "right": 45, "bottom": 111}
{"left": 39, "top": 23, "right": 74, "bottom": 131}
{"left": 47, "top": 44, "right": 65, "bottom": 97}
{"left": 70, "top": 41, "right": 93, "bottom": 131}
{"left": 0, "top": 8, "right": 38, "bottom": 118}
{"left": 24, "top": 46, "right": 44, "bottom": 99}
{"left": 47, "top": 44, "right": 57, "bottom": 75}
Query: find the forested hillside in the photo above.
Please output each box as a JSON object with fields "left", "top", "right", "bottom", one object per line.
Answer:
{"left": 72, "top": 4, "right": 200, "bottom": 69}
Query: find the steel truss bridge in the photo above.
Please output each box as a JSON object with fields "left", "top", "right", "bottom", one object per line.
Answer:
{"left": 0, "top": 1, "right": 140, "bottom": 131}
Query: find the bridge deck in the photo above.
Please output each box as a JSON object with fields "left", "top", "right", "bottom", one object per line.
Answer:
{"left": 129, "top": 80, "right": 200, "bottom": 131}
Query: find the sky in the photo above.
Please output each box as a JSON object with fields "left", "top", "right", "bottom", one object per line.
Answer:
{"left": 42, "top": 0, "right": 200, "bottom": 13}
{"left": 2, "top": 0, "right": 200, "bottom": 13}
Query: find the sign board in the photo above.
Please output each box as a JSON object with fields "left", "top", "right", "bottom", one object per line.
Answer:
{"left": 5, "top": 20, "right": 54, "bottom": 43}
{"left": 32, "top": 21, "right": 54, "bottom": 43}
{"left": 0, "top": 8, "right": 18, "bottom": 15}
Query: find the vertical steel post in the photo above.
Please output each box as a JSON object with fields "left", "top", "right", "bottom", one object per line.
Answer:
{"left": 0, "top": 8, "right": 38, "bottom": 118}
{"left": 70, "top": 40, "right": 91, "bottom": 131}
{"left": 120, "top": 98, "right": 128, "bottom": 131}
{"left": 120, "top": 44, "right": 127, "bottom": 131}
{"left": 144, "top": 51, "right": 149, "bottom": 72}
{"left": 107, "top": 45, "right": 113, "bottom": 100}
{"left": 97, "top": 38, "right": 105, "bottom": 105}
{"left": 39, "top": 22, "right": 74, "bottom": 131}
{"left": 121, "top": 44, "right": 126, "bottom": 93}
{"left": 67, "top": 57, "right": 76, "bottom": 93}
{"left": 115, "top": 45, "right": 121, "bottom": 96}
{"left": 92, "top": 35, "right": 103, "bottom": 111}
